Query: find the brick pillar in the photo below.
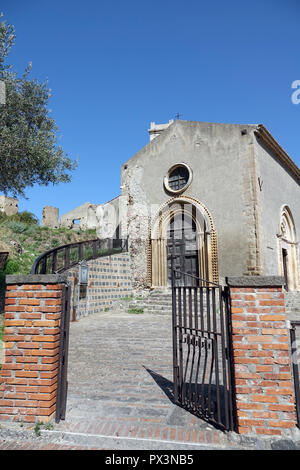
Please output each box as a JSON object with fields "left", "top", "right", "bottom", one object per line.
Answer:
{"left": 0, "top": 275, "right": 67, "bottom": 424}
{"left": 227, "top": 276, "right": 297, "bottom": 437}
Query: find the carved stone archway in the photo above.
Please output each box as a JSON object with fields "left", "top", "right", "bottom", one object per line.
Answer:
{"left": 278, "top": 205, "right": 299, "bottom": 291}
{"left": 147, "top": 196, "right": 219, "bottom": 287}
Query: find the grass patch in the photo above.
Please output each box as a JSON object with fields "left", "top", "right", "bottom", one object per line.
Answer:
{"left": 128, "top": 308, "right": 144, "bottom": 314}
{"left": 120, "top": 293, "right": 134, "bottom": 301}
{"left": 34, "top": 421, "right": 43, "bottom": 437}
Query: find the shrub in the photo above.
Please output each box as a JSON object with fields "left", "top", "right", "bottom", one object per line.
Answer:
{"left": 6, "top": 221, "right": 28, "bottom": 233}
{"left": 51, "top": 238, "right": 60, "bottom": 247}
{"left": 4, "top": 259, "right": 21, "bottom": 274}
{"left": 128, "top": 307, "right": 144, "bottom": 314}
{"left": 0, "top": 212, "right": 8, "bottom": 222}
{"left": 10, "top": 211, "right": 39, "bottom": 225}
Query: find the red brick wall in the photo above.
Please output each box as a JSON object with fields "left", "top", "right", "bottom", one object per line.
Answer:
{"left": 0, "top": 279, "right": 65, "bottom": 423}
{"left": 229, "top": 284, "right": 297, "bottom": 437}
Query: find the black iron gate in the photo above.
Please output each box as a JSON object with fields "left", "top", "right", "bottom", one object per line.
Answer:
{"left": 171, "top": 269, "right": 236, "bottom": 431}
{"left": 55, "top": 285, "right": 71, "bottom": 423}
{"left": 290, "top": 321, "right": 300, "bottom": 428}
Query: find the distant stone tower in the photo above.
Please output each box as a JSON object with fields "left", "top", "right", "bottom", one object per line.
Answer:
{"left": 42, "top": 206, "right": 59, "bottom": 228}
{"left": 0, "top": 196, "right": 18, "bottom": 216}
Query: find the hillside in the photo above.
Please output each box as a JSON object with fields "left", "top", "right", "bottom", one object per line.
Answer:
{"left": 0, "top": 211, "right": 97, "bottom": 311}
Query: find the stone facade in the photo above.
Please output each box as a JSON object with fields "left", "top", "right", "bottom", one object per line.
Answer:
{"left": 111, "top": 120, "right": 300, "bottom": 290}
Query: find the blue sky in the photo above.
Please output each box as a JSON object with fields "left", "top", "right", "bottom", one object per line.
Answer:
{"left": 2, "top": 0, "right": 300, "bottom": 221}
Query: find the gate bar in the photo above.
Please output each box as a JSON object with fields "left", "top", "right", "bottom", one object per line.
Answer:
{"left": 290, "top": 321, "right": 300, "bottom": 428}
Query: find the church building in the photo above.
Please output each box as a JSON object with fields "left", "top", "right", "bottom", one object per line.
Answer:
{"left": 99, "top": 120, "right": 300, "bottom": 292}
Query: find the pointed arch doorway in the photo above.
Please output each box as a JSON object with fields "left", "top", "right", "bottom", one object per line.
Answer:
{"left": 279, "top": 206, "right": 299, "bottom": 291}
{"left": 150, "top": 197, "right": 219, "bottom": 288}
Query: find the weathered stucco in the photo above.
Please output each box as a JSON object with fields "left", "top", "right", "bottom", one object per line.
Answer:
{"left": 117, "top": 120, "right": 300, "bottom": 289}
{"left": 255, "top": 135, "right": 300, "bottom": 288}
{"left": 120, "top": 120, "right": 266, "bottom": 287}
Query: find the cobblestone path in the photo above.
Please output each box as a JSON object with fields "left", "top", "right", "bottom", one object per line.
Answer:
{"left": 0, "top": 309, "right": 298, "bottom": 450}
{"left": 50, "top": 310, "right": 238, "bottom": 449}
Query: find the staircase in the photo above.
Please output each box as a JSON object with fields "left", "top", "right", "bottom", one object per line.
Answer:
{"left": 121, "top": 288, "right": 300, "bottom": 320}
{"left": 128, "top": 289, "right": 173, "bottom": 315}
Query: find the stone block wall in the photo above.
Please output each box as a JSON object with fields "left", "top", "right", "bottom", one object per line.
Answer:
{"left": 65, "top": 252, "right": 133, "bottom": 321}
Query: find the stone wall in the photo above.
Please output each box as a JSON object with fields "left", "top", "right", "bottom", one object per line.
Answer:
{"left": 65, "top": 252, "right": 132, "bottom": 321}
{"left": 59, "top": 202, "right": 100, "bottom": 230}
{"left": 41, "top": 206, "right": 59, "bottom": 229}
{"left": 0, "top": 196, "right": 18, "bottom": 216}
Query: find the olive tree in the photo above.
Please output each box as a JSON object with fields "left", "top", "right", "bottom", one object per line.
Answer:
{"left": 0, "top": 14, "right": 77, "bottom": 198}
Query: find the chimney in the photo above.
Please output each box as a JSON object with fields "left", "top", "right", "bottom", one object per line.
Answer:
{"left": 148, "top": 119, "right": 174, "bottom": 141}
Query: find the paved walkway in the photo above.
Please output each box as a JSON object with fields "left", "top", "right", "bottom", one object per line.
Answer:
{"left": 49, "top": 309, "right": 255, "bottom": 450}
{"left": 0, "top": 309, "right": 282, "bottom": 450}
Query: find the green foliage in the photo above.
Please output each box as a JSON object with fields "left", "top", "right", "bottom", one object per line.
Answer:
{"left": 44, "top": 422, "right": 54, "bottom": 431}
{"left": 3, "top": 259, "right": 20, "bottom": 274}
{"left": 0, "top": 258, "right": 21, "bottom": 304}
{"left": 34, "top": 421, "right": 42, "bottom": 437}
{"left": 0, "top": 209, "right": 100, "bottom": 314}
{"left": 0, "top": 14, "right": 77, "bottom": 198}
{"left": 6, "top": 221, "right": 28, "bottom": 233}
{"left": 128, "top": 307, "right": 144, "bottom": 314}
{"left": 51, "top": 238, "right": 60, "bottom": 247}
{"left": 10, "top": 211, "right": 38, "bottom": 225}
{"left": 120, "top": 293, "right": 134, "bottom": 301}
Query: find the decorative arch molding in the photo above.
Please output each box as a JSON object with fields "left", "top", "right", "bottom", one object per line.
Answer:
{"left": 147, "top": 195, "right": 219, "bottom": 287}
{"left": 277, "top": 205, "right": 299, "bottom": 291}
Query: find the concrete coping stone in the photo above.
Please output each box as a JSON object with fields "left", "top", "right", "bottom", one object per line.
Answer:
{"left": 226, "top": 276, "right": 285, "bottom": 287}
{"left": 6, "top": 274, "right": 68, "bottom": 285}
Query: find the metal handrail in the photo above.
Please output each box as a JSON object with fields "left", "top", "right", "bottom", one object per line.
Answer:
{"left": 171, "top": 268, "right": 220, "bottom": 287}
{"left": 30, "top": 238, "right": 128, "bottom": 275}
